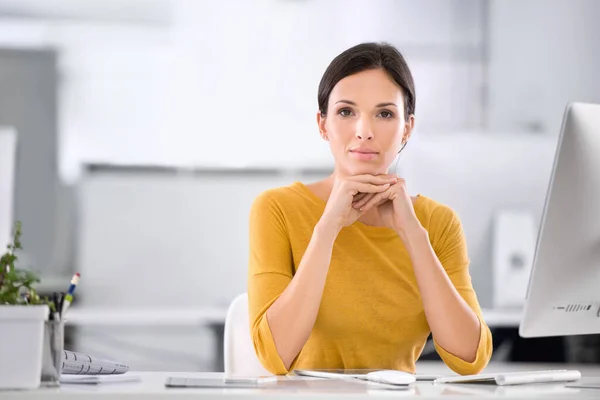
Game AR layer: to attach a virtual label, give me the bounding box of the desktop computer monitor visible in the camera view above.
[520,102,600,338]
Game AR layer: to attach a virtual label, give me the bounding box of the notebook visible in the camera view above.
[60,374,141,384]
[61,350,129,375]
[434,369,581,386]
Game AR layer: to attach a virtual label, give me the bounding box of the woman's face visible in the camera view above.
[317,68,414,176]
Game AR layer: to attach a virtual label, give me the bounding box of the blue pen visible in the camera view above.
[61,272,80,317]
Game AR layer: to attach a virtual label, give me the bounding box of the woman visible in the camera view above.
[247,42,492,376]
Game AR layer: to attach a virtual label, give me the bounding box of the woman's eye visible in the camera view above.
[338,108,353,117]
[379,110,394,119]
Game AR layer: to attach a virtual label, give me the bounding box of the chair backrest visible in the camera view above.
[0,127,16,250]
[223,293,272,376]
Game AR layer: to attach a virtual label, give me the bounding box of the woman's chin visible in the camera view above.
[343,163,388,176]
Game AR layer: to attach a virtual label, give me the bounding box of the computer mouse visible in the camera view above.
[365,370,416,385]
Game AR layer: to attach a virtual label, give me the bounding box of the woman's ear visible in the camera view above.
[402,114,415,144]
[316,111,328,141]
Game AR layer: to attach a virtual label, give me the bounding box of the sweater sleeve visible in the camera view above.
[247,191,299,375]
[429,206,493,375]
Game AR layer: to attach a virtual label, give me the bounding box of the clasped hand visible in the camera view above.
[320,174,422,235]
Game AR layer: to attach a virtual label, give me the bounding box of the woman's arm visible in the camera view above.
[400,225,481,363]
[266,221,338,369]
[355,178,491,373]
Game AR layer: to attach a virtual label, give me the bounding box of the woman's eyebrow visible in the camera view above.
[375,102,398,108]
[334,100,398,108]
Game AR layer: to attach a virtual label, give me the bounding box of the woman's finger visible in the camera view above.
[360,191,390,212]
[352,192,368,203]
[353,193,374,209]
[353,182,390,194]
[350,174,397,185]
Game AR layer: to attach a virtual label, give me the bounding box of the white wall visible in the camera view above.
[487,0,600,134]
[0,18,173,182]
[166,0,486,170]
[3,0,598,179]
[1,0,487,181]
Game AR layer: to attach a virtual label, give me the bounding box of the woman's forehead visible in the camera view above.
[329,69,404,106]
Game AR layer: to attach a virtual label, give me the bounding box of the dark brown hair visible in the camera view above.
[317,42,416,122]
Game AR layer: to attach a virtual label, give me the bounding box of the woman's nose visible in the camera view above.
[355,118,374,140]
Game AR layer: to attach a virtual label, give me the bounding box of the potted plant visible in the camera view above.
[0,221,55,389]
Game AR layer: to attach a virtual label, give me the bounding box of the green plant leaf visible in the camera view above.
[0,221,52,307]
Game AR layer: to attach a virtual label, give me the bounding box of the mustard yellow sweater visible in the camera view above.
[248,181,492,376]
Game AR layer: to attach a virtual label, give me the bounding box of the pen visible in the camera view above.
[58,292,65,315]
[56,292,64,320]
[60,272,80,317]
[52,292,60,321]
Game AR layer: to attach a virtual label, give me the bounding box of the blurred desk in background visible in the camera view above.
[65,307,228,371]
[482,308,522,328]
[63,307,520,327]
[64,308,228,327]
[61,307,522,372]
[37,274,523,329]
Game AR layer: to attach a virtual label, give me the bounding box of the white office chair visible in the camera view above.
[223,293,272,376]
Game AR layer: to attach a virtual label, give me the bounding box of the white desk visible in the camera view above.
[3,364,600,400]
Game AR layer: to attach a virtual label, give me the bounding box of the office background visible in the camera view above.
[1,0,600,373]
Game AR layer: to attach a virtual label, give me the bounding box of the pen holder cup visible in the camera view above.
[40,319,64,386]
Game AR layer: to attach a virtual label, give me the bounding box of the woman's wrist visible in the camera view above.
[314,219,341,242]
[397,223,429,252]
